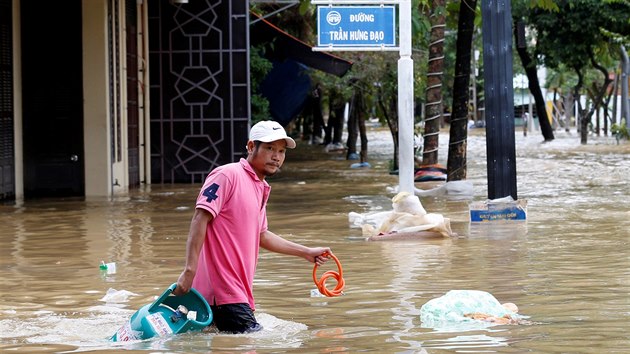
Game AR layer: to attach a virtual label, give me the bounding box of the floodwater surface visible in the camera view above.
[1,127,629,353]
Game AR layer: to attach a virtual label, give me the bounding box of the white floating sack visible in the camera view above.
[349,192,454,238]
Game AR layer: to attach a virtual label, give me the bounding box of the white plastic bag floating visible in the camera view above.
[420,290,528,330]
[348,192,454,238]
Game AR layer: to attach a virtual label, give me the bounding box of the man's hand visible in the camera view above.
[308,247,332,266]
[173,269,195,296]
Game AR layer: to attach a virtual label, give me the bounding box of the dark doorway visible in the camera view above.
[21,0,84,198]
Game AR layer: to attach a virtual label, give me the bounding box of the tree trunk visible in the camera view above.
[581,55,613,144]
[574,68,592,143]
[422,0,446,166]
[346,91,359,158]
[380,91,399,171]
[346,85,368,162]
[513,20,554,141]
[358,108,368,163]
[446,0,477,181]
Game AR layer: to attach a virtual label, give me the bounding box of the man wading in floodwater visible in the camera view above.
[173,120,331,333]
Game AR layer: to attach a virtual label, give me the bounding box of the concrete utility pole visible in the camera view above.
[398,0,414,194]
[481,0,518,200]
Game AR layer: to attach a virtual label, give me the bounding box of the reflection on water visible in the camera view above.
[1,128,629,353]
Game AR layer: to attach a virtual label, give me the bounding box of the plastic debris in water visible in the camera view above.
[99,261,117,275]
[310,289,326,297]
[350,162,371,169]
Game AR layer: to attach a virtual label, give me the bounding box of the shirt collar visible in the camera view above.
[239,158,269,186]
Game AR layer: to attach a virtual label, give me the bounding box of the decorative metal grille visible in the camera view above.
[109,0,123,164]
[149,0,249,184]
[0,0,14,200]
[126,0,140,187]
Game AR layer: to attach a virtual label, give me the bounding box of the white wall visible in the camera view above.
[82,0,112,197]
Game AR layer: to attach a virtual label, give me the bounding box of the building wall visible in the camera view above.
[83,0,113,197]
[2,0,251,201]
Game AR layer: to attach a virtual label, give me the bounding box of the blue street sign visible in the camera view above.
[317,6,396,47]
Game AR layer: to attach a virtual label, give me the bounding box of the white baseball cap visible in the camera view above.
[249,120,296,149]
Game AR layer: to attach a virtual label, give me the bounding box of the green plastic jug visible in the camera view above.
[111,283,212,341]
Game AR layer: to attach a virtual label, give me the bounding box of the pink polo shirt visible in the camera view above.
[191,158,270,310]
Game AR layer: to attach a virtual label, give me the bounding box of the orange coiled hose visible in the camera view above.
[312,252,345,297]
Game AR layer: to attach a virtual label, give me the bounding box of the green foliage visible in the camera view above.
[298,0,311,15]
[412,0,432,49]
[325,73,355,108]
[445,1,481,28]
[528,0,559,11]
[611,122,629,141]
[544,64,575,92]
[250,45,273,124]
[527,0,630,72]
[415,14,433,38]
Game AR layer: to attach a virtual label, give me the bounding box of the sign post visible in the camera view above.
[313,0,414,194]
[397,0,413,195]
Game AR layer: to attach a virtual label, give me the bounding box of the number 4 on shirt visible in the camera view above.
[202,183,219,202]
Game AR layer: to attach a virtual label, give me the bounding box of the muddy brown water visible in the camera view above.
[1,127,629,353]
